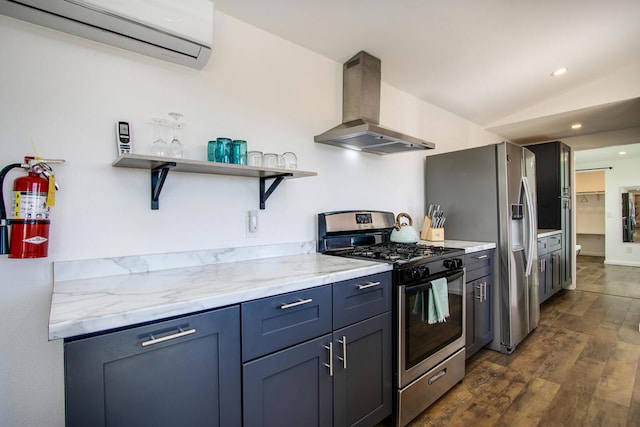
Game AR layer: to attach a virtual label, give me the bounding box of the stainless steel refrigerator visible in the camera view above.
[425,141,539,354]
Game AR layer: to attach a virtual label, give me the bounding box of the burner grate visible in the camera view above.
[342,242,451,263]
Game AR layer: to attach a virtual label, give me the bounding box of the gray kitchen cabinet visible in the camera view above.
[464,249,494,359]
[243,334,334,427]
[538,234,562,304]
[241,284,333,362]
[242,272,392,427]
[527,141,572,288]
[333,311,392,427]
[64,306,241,427]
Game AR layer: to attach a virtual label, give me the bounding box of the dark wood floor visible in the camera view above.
[406,255,640,426]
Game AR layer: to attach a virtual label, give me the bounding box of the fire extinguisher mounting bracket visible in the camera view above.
[151,162,177,210]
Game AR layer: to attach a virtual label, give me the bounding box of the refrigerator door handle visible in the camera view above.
[522,176,536,277]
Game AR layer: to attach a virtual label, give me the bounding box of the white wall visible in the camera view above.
[0,12,500,426]
[575,157,640,266]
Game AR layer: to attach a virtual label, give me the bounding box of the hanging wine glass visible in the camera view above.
[151,118,169,157]
[167,112,184,158]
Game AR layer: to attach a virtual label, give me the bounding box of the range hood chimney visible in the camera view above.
[314,51,435,154]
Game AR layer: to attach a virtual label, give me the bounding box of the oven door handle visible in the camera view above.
[404,269,464,293]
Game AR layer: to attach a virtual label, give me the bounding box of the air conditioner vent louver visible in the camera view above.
[0,0,214,69]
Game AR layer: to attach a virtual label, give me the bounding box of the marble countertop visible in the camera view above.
[49,239,495,340]
[49,251,391,341]
[537,229,561,238]
[419,239,496,253]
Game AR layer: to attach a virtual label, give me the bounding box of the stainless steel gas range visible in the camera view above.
[318,210,466,427]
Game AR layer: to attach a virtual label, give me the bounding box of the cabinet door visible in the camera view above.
[538,253,551,303]
[465,279,477,356]
[465,277,493,358]
[243,334,333,427]
[550,250,562,295]
[476,277,493,348]
[64,306,241,427]
[333,312,392,427]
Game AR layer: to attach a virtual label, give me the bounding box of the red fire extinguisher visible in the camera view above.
[1,156,64,259]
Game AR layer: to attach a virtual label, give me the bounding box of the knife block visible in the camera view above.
[421,216,444,241]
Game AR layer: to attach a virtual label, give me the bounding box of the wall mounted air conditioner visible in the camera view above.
[0,0,214,69]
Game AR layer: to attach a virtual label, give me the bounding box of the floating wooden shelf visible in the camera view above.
[112,154,317,210]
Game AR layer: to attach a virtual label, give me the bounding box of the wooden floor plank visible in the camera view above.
[494,377,560,426]
[578,326,618,363]
[584,396,629,427]
[594,341,640,407]
[537,327,590,384]
[628,355,640,426]
[537,358,606,426]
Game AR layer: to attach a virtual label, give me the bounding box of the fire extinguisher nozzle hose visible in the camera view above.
[0,163,23,255]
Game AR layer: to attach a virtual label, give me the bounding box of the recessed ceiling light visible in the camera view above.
[571,123,582,129]
[551,67,568,77]
[618,151,627,155]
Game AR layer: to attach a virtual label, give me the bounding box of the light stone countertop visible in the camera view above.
[49,248,391,341]
[419,239,496,253]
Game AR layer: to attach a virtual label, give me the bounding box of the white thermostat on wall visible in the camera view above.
[116,121,132,155]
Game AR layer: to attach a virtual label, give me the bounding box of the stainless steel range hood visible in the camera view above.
[315,51,435,154]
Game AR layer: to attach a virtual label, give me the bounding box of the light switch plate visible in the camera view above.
[246,210,259,238]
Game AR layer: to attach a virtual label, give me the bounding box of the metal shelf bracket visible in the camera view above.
[151,162,176,210]
[259,173,292,209]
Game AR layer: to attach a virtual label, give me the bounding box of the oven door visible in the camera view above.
[398,268,465,388]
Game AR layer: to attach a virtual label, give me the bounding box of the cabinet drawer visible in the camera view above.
[464,250,493,282]
[537,237,548,254]
[548,234,562,252]
[333,272,392,329]
[241,285,332,361]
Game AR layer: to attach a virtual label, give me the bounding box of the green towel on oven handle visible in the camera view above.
[428,277,450,324]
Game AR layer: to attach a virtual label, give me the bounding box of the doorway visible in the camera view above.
[575,170,606,257]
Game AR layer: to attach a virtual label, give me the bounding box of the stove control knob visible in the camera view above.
[408,266,429,280]
[443,258,463,269]
[419,266,429,278]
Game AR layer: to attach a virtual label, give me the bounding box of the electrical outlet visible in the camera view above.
[246,210,259,238]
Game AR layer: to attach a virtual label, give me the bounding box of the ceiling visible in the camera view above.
[213,0,640,155]
[574,140,640,165]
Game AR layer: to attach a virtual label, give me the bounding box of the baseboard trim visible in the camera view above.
[579,251,605,257]
[604,260,640,267]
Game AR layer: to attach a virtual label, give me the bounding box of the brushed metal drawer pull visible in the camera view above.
[428,368,447,385]
[475,284,482,300]
[324,342,333,377]
[474,255,488,259]
[357,281,381,290]
[279,298,313,310]
[337,336,347,369]
[141,327,196,347]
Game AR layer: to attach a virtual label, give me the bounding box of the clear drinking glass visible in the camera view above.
[167,112,184,158]
[248,151,263,166]
[282,152,297,169]
[263,153,278,168]
[151,118,169,157]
